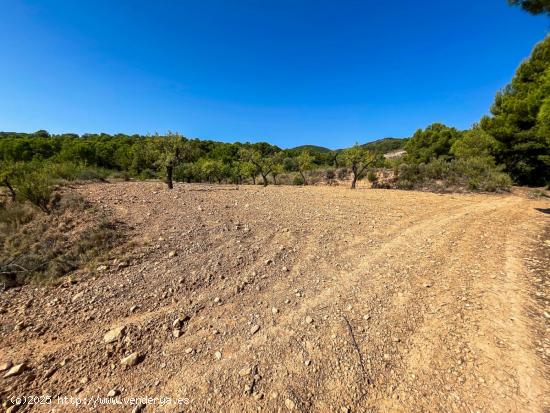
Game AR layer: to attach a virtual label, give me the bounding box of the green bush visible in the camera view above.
[16,169,55,213]
[367,171,378,182]
[292,175,304,185]
[46,161,81,181]
[394,157,512,192]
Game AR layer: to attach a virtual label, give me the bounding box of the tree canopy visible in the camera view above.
[509,0,550,15]
[481,35,550,185]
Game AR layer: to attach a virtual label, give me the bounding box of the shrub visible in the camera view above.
[16,170,54,213]
[393,157,512,192]
[292,175,304,185]
[0,194,121,287]
[367,171,378,182]
[336,167,348,180]
[46,161,81,181]
[76,167,109,181]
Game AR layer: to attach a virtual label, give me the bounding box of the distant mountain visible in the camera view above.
[362,137,406,154]
[289,139,406,155]
[289,145,332,153]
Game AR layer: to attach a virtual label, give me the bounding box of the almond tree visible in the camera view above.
[240,148,282,187]
[296,151,314,185]
[342,144,378,189]
[154,134,196,189]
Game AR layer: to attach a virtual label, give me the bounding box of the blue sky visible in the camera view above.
[0,0,548,149]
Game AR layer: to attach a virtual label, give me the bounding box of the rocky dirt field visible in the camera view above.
[1,182,549,412]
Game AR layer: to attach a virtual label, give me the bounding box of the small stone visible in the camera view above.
[272,307,279,314]
[383,354,391,361]
[120,352,141,367]
[71,292,84,302]
[215,351,222,360]
[129,305,138,312]
[282,266,289,272]
[363,314,371,320]
[239,367,252,377]
[424,282,431,288]
[285,398,296,410]
[107,389,119,397]
[305,316,313,324]
[214,297,221,304]
[0,361,13,372]
[4,363,28,378]
[304,359,311,366]
[80,376,89,384]
[250,325,260,335]
[104,326,125,344]
[172,329,182,338]
[185,347,194,354]
[168,250,177,258]
[96,265,108,272]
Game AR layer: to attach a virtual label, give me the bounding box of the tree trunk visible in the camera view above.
[351,176,357,189]
[252,176,256,185]
[299,171,308,185]
[3,178,16,201]
[166,165,174,189]
[261,174,269,186]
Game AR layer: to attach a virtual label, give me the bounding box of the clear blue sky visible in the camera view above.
[0,0,548,149]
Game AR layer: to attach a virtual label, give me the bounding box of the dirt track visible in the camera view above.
[1,182,549,412]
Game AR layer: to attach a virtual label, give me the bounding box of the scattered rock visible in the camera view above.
[272,307,279,314]
[168,250,177,258]
[71,292,84,302]
[4,363,28,378]
[104,326,126,343]
[120,352,141,367]
[239,366,252,377]
[305,316,313,324]
[215,351,222,360]
[285,398,296,410]
[0,361,13,372]
[172,329,182,338]
[107,389,119,397]
[250,325,260,335]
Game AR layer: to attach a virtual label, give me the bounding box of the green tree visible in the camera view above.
[450,126,499,160]
[481,36,550,185]
[240,148,282,186]
[509,0,550,15]
[153,134,196,189]
[296,151,315,185]
[342,144,378,189]
[405,123,462,164]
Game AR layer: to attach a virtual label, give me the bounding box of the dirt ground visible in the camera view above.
[1,182,549,412]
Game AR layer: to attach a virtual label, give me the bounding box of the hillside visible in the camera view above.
[288,145,332,154]
[363,137,406,153]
